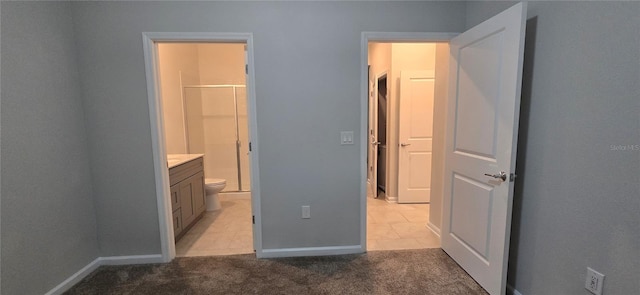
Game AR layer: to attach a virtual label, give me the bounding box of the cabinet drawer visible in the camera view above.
[169,157,203,186]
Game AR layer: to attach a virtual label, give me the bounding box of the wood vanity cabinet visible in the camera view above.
[169,157,206,241]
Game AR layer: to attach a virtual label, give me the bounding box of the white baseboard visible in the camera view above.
[45,254,164,295]
[507,284,523,295]
[259,245,363,258]
[220,191,251,200]
[45,258,102,295]
[427,222,441,237]
[385,194,398,203]
[99,254,164,265]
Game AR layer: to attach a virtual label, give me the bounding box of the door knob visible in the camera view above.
[371,141,381,146]
[484,171,507,181]
[400,143,411,147]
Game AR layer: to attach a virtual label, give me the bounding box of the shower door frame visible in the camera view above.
[142,32,263,262]
[182,84,250,192]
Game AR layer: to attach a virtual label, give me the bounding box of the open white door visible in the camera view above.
[367,70,379,198]
[441,3,526,295]
[398,70,435,203]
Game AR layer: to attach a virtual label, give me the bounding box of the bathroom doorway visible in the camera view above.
[143,33,263,261]
[157,43,254,257]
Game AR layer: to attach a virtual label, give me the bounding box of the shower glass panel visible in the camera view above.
[184,85,249,192]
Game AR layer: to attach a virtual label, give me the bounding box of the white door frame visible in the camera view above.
[360,32,458,249]
[367,70,377,198]
[142,32,263,262]
[373,71,387,199]
[368,70,388,199]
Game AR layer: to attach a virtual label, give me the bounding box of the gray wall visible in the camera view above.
[467,1,640,294]
[1,2,100,294]
[70,1,466,254]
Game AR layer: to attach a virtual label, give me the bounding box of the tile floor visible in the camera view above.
[176,192,440,256]
[367,193,441,251]
[176,195,254,257]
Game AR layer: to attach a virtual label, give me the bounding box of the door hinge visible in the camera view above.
[510,173,517,182]
[252,215,255,224]
[245,64,248,74]
[249,142,252,152]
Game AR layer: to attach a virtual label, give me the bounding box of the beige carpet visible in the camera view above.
[65,249,488,295]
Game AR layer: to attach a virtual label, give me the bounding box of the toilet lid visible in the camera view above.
[205,178,226,185]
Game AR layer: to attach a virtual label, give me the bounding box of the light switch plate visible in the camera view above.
[340,131,354,145]
[302,206,311,219]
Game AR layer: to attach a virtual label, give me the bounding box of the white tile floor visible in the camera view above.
[176,192,440,257]
[175,195,254,257]
[367,193,440,251]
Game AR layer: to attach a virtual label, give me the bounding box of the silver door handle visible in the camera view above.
[484,171,507,182]
[371,141,380,146]
[400,143,411,147]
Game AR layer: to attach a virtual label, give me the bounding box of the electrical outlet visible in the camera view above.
[302,206,311,219]
[585,267,605,295]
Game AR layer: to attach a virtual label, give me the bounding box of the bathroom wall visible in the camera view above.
[197,44,246,85]
[465,2,640,294]
[157,43,201,154]
[1,2,100,294]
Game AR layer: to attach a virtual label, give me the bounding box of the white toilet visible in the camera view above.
[205,178,226,211]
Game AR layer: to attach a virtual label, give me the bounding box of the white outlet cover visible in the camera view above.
[585,267,605,295]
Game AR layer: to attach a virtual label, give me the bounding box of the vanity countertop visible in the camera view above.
[167,154,204,169]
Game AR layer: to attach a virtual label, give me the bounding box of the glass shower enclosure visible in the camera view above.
[183,85,250,192]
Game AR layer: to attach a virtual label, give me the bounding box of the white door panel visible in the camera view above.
[408,150,432,190]
[442,3,526,295]
[454,32,503,158]
[450,173,493,259]
[398,70,435,203]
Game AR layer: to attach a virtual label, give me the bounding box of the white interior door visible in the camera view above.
[441,3,526,295]
[367,71,378,198]
[398,70,435,203]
